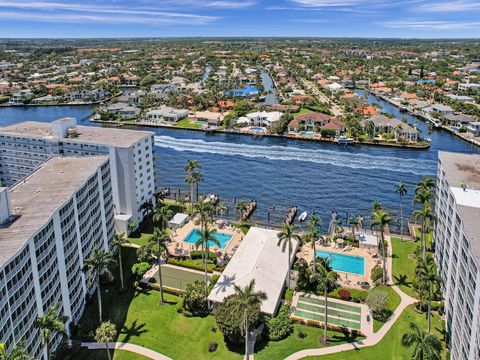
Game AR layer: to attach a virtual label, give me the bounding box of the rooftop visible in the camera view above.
[439,151,480,190]
[0,119,154,148]
[0,156,109,267]
[208,227,298,315]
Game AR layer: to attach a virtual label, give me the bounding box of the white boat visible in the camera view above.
[334,136,355,145]
[298,211,308,222]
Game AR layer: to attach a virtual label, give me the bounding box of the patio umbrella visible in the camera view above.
[336,239,345,245]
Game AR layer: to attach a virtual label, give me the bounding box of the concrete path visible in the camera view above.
[81,342,172,360]
[284,236,418,360]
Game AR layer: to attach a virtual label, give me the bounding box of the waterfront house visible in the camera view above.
[146,107,189,122]
[124,75,140,86]
[364,114,419,142]
[458,83,480,91]
[239,111,283,128]
[127,90,147,105]
[443,113,477,127]
[446,94,475,103]
[31,95,61,104]
[192,111,224,127]
[466,122,480,137]
[288,112,345,135]
[423,104,454,117]
[9,90,33,105]
[105,102,140,119]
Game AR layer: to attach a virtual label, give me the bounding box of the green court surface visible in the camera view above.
[294,296,363,330]
[155,265,207,291]
[299,296,362,313]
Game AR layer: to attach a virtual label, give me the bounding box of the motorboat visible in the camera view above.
[334,136,355,145]
[298,211,308,222]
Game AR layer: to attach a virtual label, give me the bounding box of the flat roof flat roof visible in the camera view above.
[0,120,154,148]
[208,227,298,315]
[0,156,109,267]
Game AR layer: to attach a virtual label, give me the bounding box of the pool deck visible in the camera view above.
[166,220,243,258]
[297,241,380,290]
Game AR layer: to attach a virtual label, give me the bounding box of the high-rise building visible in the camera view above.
[434,151,480,360]
[0,118,156,233]
[0,156,115,359]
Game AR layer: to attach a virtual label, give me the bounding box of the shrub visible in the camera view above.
[131,262,151,280]
[352,292,367,303]
[371,265,383,283]
[297,328,307,339]
[338,289,351,301]
[208,341,218,353]
[266,306,294,341]
[167,259,214,273]
[284,288,294,305]
[208,274,220,292]
[176,298,184,313]
[191,250,217,262]
[320,129,336,138]
[183,281,208,316]
[366,290,389,322]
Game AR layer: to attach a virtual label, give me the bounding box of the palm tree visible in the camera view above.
[371,209,391,285]
[416,254,441,332]
[139,200,155,222]
[394,181,408,242]
[235,200,248,222]
[194,198,213,229]
[348,215,359,241]
[184,160,203,207]
[0,342,33,360]
[308,215,321,273]
[153,205,173,230]
[277,223,301,289]
[413,188,432,207]
[111,233,129,290]
[214,202,227,217]
[83,248,116,323]
[94,321,117,360]
[372,201,383,212]
[34,304,68,360]
[231,280,267,359]
[149,227,171,303]
[401,322,442,360]
[415,177,435,195]
[413,204,435,259]
[313,259,339,343]
[195,226,220,296]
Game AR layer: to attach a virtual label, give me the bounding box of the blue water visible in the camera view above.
[182,229,232,249]
[195,121,207,125]
[261,70,279,105]
[1,99,479,230]
[316,250,365,275]
[250,127,265,131]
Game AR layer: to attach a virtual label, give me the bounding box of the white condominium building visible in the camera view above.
[434,151,480,360]
[0,118,156,233]
[0,156,115,359]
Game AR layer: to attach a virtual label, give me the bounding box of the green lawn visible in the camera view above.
[176,118,202,129]
[370,285,401,332]
[291,108,313,116]
[308,305,447,360]
[391,237,419,298]
[255,324,361,360]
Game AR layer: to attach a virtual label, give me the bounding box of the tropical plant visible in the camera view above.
[185,160,203,207]
[394,181,408,242]
[0,342,33,360]
[153,205,173,230]
[111,233,129,290]
[183,280,209,316]
[83,247,116,322]
[401,322,442,360]
[235,200,248,222]
[371,209,391,285]
[131,262,151,282]
[308,215,321,273]
[139,200,155,221]
[413,203,435,259]
[231,280,267,358]
[266,306,293,341]
[372,201,383,212]
[149,227,171,303]
[195,226,220,297]
[94,321,117,360]
[415,176,435,195]
[194,198,214,229]
[312,258,339,342]
[348,215,359,241]
[277,223,301,288]
[34,304,68,360]
[416,254,441,332]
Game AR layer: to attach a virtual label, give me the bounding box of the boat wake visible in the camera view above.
[154,135,436,176]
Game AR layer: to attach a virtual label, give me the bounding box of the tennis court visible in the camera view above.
[154,265,208,291]
[293,294,363,330]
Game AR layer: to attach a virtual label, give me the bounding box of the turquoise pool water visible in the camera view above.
[195,121,206,125]
[183,229,232,249]
[315,250,365,275]
[250,127,265,131]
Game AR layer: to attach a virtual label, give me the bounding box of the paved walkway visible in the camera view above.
[81,342,172,360]
[284,236,418,360]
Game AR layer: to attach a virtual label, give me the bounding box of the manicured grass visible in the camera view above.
[328,287,368,303]
[391,237,419,298]
[254,324,362,360]
[167,258,217,272]
[369,285,401,332]
[291,108,313,116]
[176,118,202,129]
[308,305,447,360]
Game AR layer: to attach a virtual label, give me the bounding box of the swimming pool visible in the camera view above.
[250,127,265,132]
[315,250,365,275]
[183,229,232,249]
[195,121,206,125]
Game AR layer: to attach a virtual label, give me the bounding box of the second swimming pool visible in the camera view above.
[315,250,365,275]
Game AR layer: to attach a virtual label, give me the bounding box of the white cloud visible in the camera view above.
[379,20,480,30]
[417,0,480,12]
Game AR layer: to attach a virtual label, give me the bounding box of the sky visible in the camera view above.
[0,0,479,38]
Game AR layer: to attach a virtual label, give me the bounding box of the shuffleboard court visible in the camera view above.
[154,265,208,291]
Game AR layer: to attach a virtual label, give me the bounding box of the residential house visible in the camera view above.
[124,75,140,86]
[364,114,419,142]
[423,104,454,117]
[288,112,345,135]
[446,94,475,103]
[193,111,224,127]
[443,113,477,127]
[458,83,480,91]
[466,122,480,137]
[105,102,140,119]
[146,107,189,122]
[8,90,33,104]
[238,111,283,128]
